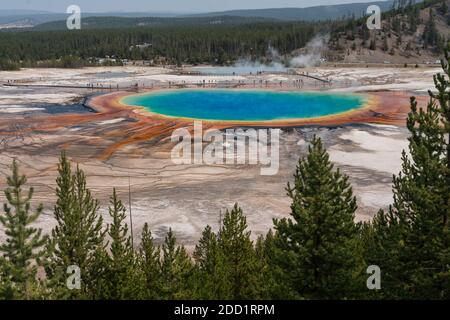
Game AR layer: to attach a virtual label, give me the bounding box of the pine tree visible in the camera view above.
[362,210,407,299]
[139,223,161,299]
[369,38,377,50]
[408,6,419,33]
[217,204,262,299]
[371,47,450,299]
[423,9,439,48]
[96,188,145,299]
[439,0,448,15]
[193,225,232,299]
[0,160,47,299]
[0,268,14,299]
[272,136,363,299]
[383,37,389,52]
[45,152,105,299]
[254,230,278,299]
[159,229,194,299]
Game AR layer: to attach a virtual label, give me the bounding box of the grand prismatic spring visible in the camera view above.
[121,90,368,121]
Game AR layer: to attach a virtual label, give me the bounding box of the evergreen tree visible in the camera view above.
[139,223,161,299]
[254,230,277,299]
[362,210,407,299]
[159,229,194,299]
[407,6,419,33]
[383,37,390,52]
[369,38,377,50]
[439,0,448,15]
[392,16,402,33]
[0,59,20,71]
[217,204,262,299]
[45,152,105,299]
[0,268,14,299]
[96,188,145,299]
[370,47,450,299]
[423,9,439,48]
[272,136,363,299]
[0,160,47,299]
[193,225,232,299]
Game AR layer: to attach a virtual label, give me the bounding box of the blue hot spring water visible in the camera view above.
[121,89,367,121]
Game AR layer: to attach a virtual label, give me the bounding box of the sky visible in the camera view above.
[1,0,388,13]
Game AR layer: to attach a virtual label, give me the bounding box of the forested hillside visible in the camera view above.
[329,0,450,63]
[186,1,395,21]
[0,21,336,69]
[0,1,396,30]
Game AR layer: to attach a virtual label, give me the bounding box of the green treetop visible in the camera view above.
[272,136,363,299]
[0,160,47,299]
[45,152,105,299]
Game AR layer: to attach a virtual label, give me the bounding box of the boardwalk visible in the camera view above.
[1,70,333,91]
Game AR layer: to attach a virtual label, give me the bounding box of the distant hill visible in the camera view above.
[31,15,276,31]
[327,0,450,64]
[0,10,55,16]
[0,11,191,30]
[0,1,407,30]
[0,13,66,28]
[184,1,396,21]
[27,1,400,31]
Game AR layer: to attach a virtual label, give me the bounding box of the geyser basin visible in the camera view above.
[190,64,287,75]
[121,89,368,122]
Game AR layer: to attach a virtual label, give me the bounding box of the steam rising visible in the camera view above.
[289,34,330,68]
[194,34,330,74]
[235,34,330,70]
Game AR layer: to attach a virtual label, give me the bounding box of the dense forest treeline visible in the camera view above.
[0,21,336,70]
[0,47,449,300]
